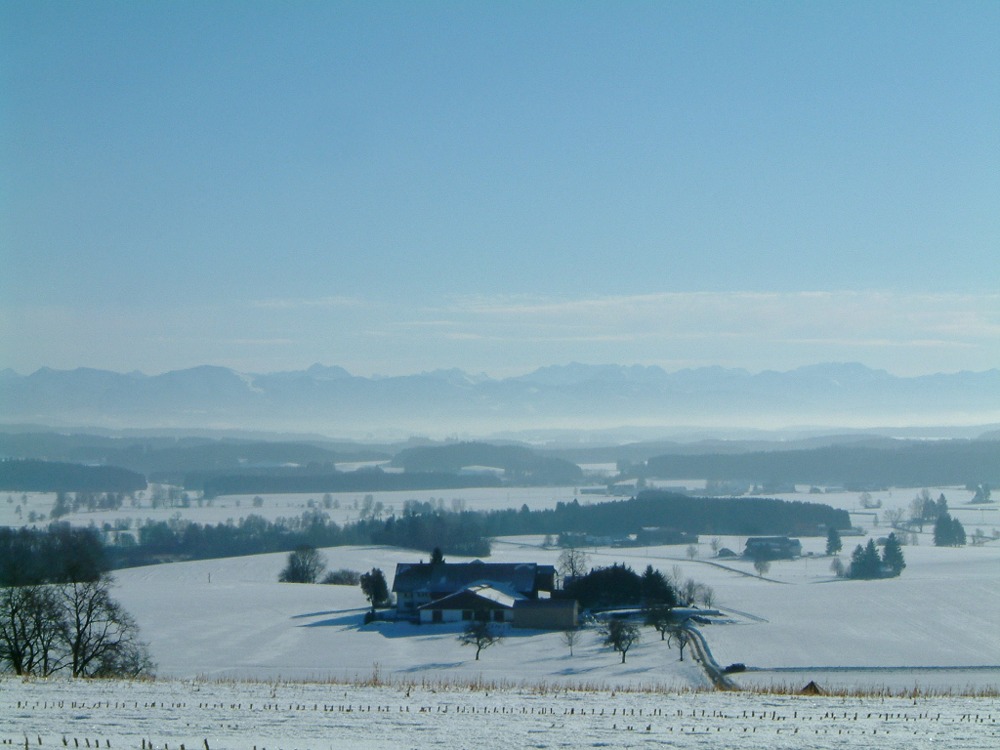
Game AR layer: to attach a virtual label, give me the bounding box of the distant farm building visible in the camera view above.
[743,536,802,560]
[635,527,699,546]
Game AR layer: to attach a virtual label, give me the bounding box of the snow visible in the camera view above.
[3,677,999,749]
[0,486,582,531]
[97,532,1000,694]
[3,485,1000,746]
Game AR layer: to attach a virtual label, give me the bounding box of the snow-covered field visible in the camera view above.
[3,485,999,746]
[101,536,1000,693]
[0,486,583,531]
[4,677,1000,750]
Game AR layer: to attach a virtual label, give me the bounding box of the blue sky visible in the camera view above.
[2,1,998,377]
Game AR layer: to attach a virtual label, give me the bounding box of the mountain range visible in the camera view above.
[1,362,998,439]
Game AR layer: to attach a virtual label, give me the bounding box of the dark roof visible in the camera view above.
[746,536,798,544]
[392,560,553,595]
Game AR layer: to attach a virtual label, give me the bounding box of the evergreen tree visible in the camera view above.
[881,532,906,576]
[825,527,842,556]
[950,517,967,546]
[359,567,390,612]
[640,565,675,609]
[849,540,882,579]
[971,483,991,504]
[934,512,955,546]
[849,544,865,577]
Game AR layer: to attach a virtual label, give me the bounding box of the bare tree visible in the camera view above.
[561,627,581,656]
[60,576,153,678]
[601,618,640,663]
[667,625,692,661]
[645,605,674,641]
[883,507,905,529]
[753,558,770,578]
[458,615,503,660]
[2,577,152,679]
[0,585,62,676]
[557,548,589,581]
[695,583,715,608]
[680,578,699,606]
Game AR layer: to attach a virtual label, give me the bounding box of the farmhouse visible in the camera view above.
[416,583,579,630]
[418,583,521,624]
[743,536,802,560]
[392,559,558,621]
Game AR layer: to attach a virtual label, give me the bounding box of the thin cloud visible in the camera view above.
[226,338,297,346]
[250,296,365,310]
[780,337,977,350]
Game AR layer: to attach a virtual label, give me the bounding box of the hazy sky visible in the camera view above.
[3,1,998,377]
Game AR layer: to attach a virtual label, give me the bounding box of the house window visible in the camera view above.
[462,610,472,621]
[493,610,505,622]
[432,610,443,624]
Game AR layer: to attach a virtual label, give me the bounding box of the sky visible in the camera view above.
[2,1,998,378]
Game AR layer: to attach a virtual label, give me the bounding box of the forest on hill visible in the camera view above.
[1,430,997,495]
[637,440,1000,489]
[0,459,146,493]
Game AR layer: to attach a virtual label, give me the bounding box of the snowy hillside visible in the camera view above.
[3,485,1000,748]
[5,485,1000,693]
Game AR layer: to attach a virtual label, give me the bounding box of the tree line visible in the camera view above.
[0,525,153,678]
[390,442,584,485]
[194,469,502,498]
[844,534,906,580]
[46,489,849,571]
[103,505,494,569]
[639,441,1000,489]
[482,492,850,537]
[0,525,106,586]
[0,459,146,493]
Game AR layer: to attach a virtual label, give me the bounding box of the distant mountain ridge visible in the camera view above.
[1,362,998,437]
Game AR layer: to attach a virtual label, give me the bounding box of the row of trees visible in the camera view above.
[0,525,106,587]
[933,511,967,546]
[79,491,855,572]
[639,441,1000,489]
[459,610,693,665]
[107,506,492,569]
[486,493,849,539]
[0,576,153,677]
[0,459,147,493]
[1,524,154,679]
[844,534,906,579]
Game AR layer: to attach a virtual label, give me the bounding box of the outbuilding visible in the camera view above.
[417,583,523,625]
